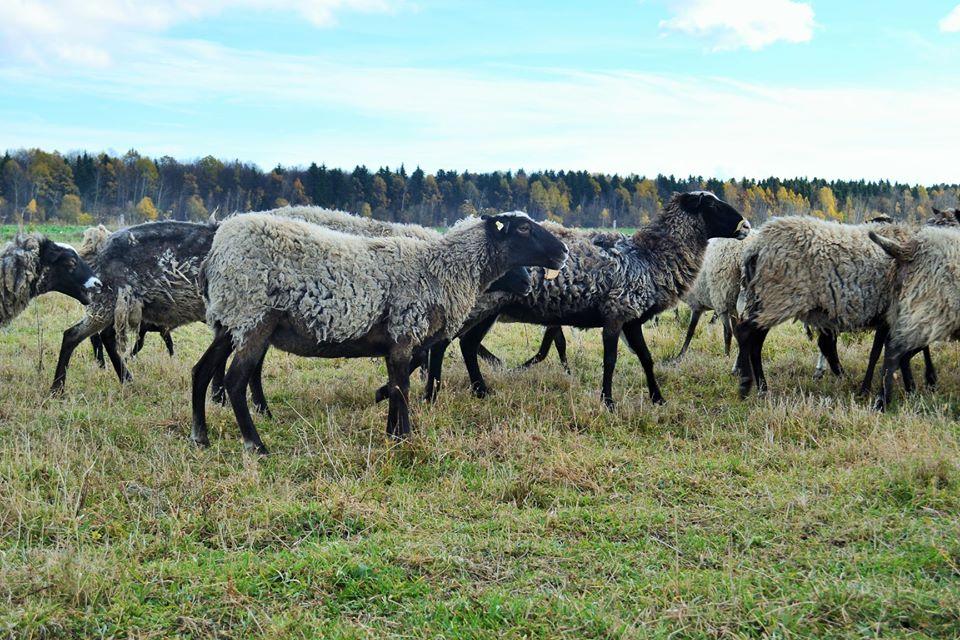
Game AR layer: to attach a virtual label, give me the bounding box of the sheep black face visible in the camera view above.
[487,266,532,296]
[679,191,750,240]
[483,212,568,277]
[930,207,960,226]
[37,241,101,305]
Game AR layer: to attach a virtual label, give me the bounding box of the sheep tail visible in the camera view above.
[868,231,914,263]
[113,285,143,356]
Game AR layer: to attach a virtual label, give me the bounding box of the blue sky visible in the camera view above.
[1,0,958,183]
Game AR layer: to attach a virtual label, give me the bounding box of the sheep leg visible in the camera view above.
[51,314,112,394]
[623,320,665,405]
[375,350,428,403]
[922,347,937,388]
[520,326,562,369]
[675,309,703,360]
[460,315,498,398]
[858,326,888,396]
[720,312,733,357]
[224,338,272,456]
[99,326,132,384]
[386,347,413,439]
[554,328,570,374]
[749,326,770,395]
[875,345,903,412]
[211,347,228,406]
[162,329,175,356]
[129,325,148,357]
[190,327,232,447]
[423,340,450,403]
[476,344,503,368]
[734,321,756,398]
[816,330,843,378]
[600,325,621,409]
[249,350,272,418]
[90,334,106,368]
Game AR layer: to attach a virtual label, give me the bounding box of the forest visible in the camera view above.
[2,148,958,228]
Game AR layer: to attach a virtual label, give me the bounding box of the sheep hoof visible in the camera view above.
[650,394,666,405]
[243,441,269,456]
[190,433,210,448]
[812,369,825,381]
[602,396,616,411]
[211,388,226,405]
[471,384,489,399]
[254,403,272,418]
[872,396,887,412]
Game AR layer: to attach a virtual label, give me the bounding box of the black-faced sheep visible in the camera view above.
[50,221,216,393]
[191,212,567,453]
[428,192,749,408]
[869,219,960,409]
[1,233,100,327]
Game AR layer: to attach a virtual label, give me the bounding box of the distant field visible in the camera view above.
[1,224,959,637]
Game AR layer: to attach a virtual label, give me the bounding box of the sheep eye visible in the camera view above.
[517,223,531,235]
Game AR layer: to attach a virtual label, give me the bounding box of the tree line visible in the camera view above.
[2,148,958,228]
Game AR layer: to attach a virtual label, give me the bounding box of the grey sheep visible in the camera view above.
[734,209,960,399]
[869,214,960,409]
[191,212,567,453]
[79,224,176,366]
[426,192,750,409]
[1,233,100,327]
[50,220,217,393]
[676,235,753,362]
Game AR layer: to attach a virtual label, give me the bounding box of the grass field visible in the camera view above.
[1,227,959,638]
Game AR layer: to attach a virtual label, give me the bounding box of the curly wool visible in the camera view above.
[204,213,508,351]
[738,217,921,333]
[683,236,752,319]
[265,206,440,241]
[78,225,111,262]
[479,197,714,329]
[874,226,960,355]
[0,233,43,327]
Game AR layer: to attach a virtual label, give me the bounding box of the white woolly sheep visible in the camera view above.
[191,212,567,453]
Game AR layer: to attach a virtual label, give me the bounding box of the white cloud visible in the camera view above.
[2,40,958,184]
[660,0,815,51]
[0,0,401,66]
[941,5,960,32]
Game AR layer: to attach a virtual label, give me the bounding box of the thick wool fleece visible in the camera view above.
[738,217,920,333]
[264,206,440,241]
[0,233,43,327]
[204,213,508,351]
[475,199,715,330]
[877,226,960,354]
[684,236,752,318]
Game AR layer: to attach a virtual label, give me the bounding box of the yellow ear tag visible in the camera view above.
[495,221,505,231]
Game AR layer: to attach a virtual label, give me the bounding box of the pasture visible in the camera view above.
[1,226,959,638]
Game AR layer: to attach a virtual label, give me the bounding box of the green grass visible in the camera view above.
[1,228,959,638]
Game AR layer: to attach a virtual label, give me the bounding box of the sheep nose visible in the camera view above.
[85,276,103,292]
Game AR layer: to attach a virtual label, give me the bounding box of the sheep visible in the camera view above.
[78,224,175,368]
[1,233,101,327]
[200,207,534,417]
[675,235,752,362]
[869,213,960,409]
[50,220,217,393]
[190,211,567,453]
[422,192,749,409]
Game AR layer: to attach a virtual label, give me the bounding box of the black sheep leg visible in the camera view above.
[90,334,106,368]
[100,326,132,384]
[386,347,413,439]
[51,315,112,394]
[817,330,843,377]
[460,315,499,398]
[734,320,756,398]
[859,327,887,396]
[749,325,770,395]
[423,340,449,403]
[249,349,272,417]
[721,313,734,357]
[922,347,937,388]
[875,344,904,412]
[161,329,175,356]
[599,324,621,409]
[476,344,503,368]
[623,319,665,404]
[190,327,232,447]
[675,309,703,360]
[129,326,148,357]
[225,338,273,455]
[520,326,563,369]
[211,346,228,405]
[553,328,570,373]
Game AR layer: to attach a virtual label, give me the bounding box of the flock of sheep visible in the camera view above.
[2,190,958,455]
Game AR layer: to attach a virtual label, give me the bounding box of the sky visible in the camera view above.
[0,0,958,183]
